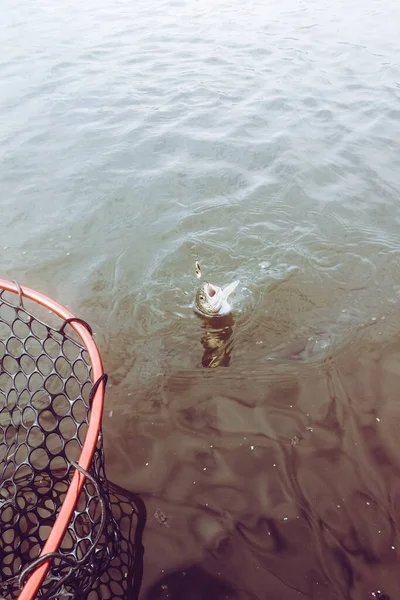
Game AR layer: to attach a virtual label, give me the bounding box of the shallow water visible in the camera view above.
[2,0,400,597]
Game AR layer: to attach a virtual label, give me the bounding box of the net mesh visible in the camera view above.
[0,287,144,600]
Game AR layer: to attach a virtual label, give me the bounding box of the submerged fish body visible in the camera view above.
[195,280,240,317]
[200,313,235,367]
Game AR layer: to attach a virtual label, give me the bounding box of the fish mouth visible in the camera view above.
[206,283,217,298]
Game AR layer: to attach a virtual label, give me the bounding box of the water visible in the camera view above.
[2,0,400,597]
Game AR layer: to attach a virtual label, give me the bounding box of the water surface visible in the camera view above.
[2,0,400,598]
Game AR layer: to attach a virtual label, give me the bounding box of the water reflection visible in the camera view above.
[197,313,235,369]
[144,565,235,600]
[3,0,400,596]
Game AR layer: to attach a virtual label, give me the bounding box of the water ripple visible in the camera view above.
[3,0,400,597]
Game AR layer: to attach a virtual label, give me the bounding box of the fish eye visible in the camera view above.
[199,295,205,301]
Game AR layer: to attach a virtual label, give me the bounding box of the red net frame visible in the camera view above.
[0,279,107,600]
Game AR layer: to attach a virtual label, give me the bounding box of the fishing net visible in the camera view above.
[0,282,144,600]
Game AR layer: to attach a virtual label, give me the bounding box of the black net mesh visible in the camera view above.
[0,287,144,600]
[86,482,145,600]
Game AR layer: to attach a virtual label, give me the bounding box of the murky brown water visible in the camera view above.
[2,0,400,597]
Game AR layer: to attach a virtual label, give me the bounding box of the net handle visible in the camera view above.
[0,280,106,600]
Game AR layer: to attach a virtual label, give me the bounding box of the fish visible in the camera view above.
[195,280,240,317]
[200,316,234,367]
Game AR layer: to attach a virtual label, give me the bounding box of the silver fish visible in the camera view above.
[195,280,240,317]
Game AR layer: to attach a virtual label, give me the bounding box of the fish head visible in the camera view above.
[195,282,222,316]
[195,280,240,317]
